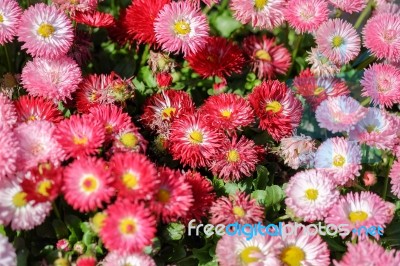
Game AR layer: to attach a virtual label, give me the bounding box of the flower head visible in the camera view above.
[0,235,16,266]
[0,92,17,128]
[52,0,98,13]
[0,125,18,179]
[279,134,316,170]
[306,48,341,77]
[14,95,62,123]
[72,10,115,28]
[102,252,156,266]
[0,0,22,45]
[328,0,366,14]
[112,125,148,154]
[390,159,400,198]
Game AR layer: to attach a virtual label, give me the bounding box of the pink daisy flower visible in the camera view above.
[63,157,115,213]
[230,0,286,30]
[315,19,361,64]
[278,134,316,170]
[248,80,303,141]
[154,1,209,56]
[0,0,22,45]
[285,169,339,222]
[349,107,397,150]
[0,179,52,231]
[169,113,224,168]
[102,252,156,266]
[100,200,156,253]
[18,3,74,58]
[328,0,366,14]
[110,152,158,201]
[199,93,254,133]
[361,63,400,108]
[243,35,291,79]
[15,121,65,171]
[315,96,367,133]
[284,0,329,34]
[363,13,400,62]
[389,159,400,198]
[0,125,18,179]
[279,223,330,266]
[21,56,82,102]
[325,191,394,240]
[112,125,148,154]
[0,235,16,266]
[152,167,193,223]
[14,95,62,123]
[0,92,17,128]
[216,233,283,266]
[209,135,261,181]
[54,114,105,159]
[210,191,264,226]
[334,240,400,266]
[314,137,362,186]
[52,0,98,13]
[306,47,341,77]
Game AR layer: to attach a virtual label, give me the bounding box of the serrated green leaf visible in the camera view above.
[163,222,186,241]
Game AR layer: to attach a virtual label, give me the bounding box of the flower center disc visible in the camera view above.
[0,14,4,23]
[12,192,27,208]
[349,210,368,223]
[221,109,232,118]
[265,101,282,113]
[305,188,318,200]
[255,49,272,61]
[157,188,171,203]
[162,107,176,120]
[81,175,99,193]
[227,149,240,163]
[332,36,344,48]
[120,132,138,148]
[233,206,246,217]
[333,154,346,167]
[189,130,203,144]
[314,87,325,95]
[174,20,191,35]
[37,180,52,197]
[240,246,262,263]
[37,23,55,38]
[280,246,305,266]
[254,0,268,10]
[73,136,88,145]
[119,218,137,235]
[122,172,138,189]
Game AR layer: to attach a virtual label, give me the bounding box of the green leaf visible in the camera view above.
[224,182,239,195]
[52,219,69,239]
[193,242,215,265]
[16,248,29,266]
[138,66,157,88]
[264,185,285,208]
[213,11,242,37]
[254,165,269,190]
[163,222,186,241]
[65,215,83,239]
[251,190,267,205]
[82,231,96,246]
[321,235,347,252]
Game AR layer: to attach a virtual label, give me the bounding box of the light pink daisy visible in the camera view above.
[154,1,209,56]
[0,0,22,45]
[390,159,400,198]
[102,252,156,266]
[314,137,362,186]
[210,191,264,226]
[15,121,65,171]
[349,107,397,150]
[334,240,400,266]
[0,125,18,179]
[216,233,283,266]
[63,157,114,212]
[278,134,316,170]
[363,13,400,62]
[0,92,17,128]
[315,96,367,133]
[306,47,341,77]
[230,0,286,30]
[279,223,330,266]
[328,0,366,14]
[284,0,329,34]
[18,3,74,58]
[0,235,16,266]
[360,63,400,108]
[325,192,394,240]
[52,0,98,13]
[21,56,82,102]
[315,19,361,64]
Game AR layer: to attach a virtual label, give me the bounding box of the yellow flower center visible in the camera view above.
[73,136,88,145]
[240,246,262,264]
[254,0,268,10]
[333,154,346,167]
[305,188,318,200]
[227,150,240,163]
[161,107,176,120]
[157,189,170,203]
[349,211,368,223]
[0,14,4,23]
[12,192,27,208]
[105,124,113,134]
[37,180,52,197]
[122,172,138,189]
[366,125,377,133]
[188,130,203,144]
[255,50,272,61]
[120,132,138,148]
[265,101,282,113]
[174,20,191,35]
[314,87,325,95]
[37,23,55,38]
[332,36,344,48]
[119,218,137,235]
[233,206,246,217]
[70,0,79,5]
[280,246,305,266]
[221,109,232,118]
[81,175,99,193]
[92,212,107,232]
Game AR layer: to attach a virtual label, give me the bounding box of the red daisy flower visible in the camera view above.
[209,135,260,181]
[210,191,264,225]
[110,152,159,201]
[182,171,216,223]
[72,10,115,28]
[14,95,63,123]
[293,68,349,110]
[155,72,173,88]
[21,163,63,204]
[248,80,303,141]
[199,93,254,132]
[152,167,194,223]
[141,89,195,134]
[186,36,245,79]
[54,114,105,159]
[169,113,225,168]
[76,256,96,266]
[243,35,291,80]
[100,200,156,253]
[63,157,115,212]
[112,125,148,154]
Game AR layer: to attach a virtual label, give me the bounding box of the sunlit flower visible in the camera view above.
[102,252,156,266]
[278,134,316,170]
[306,47,341,77]
[0,92,17,128]
[72,10,115,28]
[14,95,62,123]
[390,159,400,198]
[328,0,366,14]
[0,234,16,266]
[0,125,18,179]
[0,0,22,45]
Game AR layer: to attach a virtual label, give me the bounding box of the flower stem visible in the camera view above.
[3,45,12,73]
[52,201,62,220]
[383,156,394,200]
[354,0,374,29]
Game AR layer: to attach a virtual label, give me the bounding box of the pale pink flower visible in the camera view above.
[52,0,98,13]
[328,0,366,14]
[0,125,18,179]
[278,134,316,169]
[0,92,17,128]
[306,48,341,77]
[390,159,400,198]
[0,0,22,45]
[0,235,16,266]
[363,171,377,186]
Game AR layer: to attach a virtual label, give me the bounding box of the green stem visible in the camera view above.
[361,97,370,107]
[139,44,150,67]
[353,183,366,191]
[3,45,12,73]
[273,215,289,223]
[383,156,394,200]
[354,0,374,29]
[287,34,303,77]
[52,201,62,220]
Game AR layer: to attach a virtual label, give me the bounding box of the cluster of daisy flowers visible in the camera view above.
[1,0,400,265]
